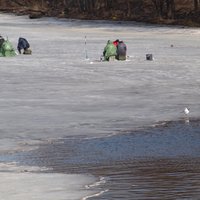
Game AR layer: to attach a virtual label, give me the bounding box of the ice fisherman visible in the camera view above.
[103,40,117,61]
[116,40,127,61]
[17,37,32,54]
[0,36,16,57]
[113,39,119,47]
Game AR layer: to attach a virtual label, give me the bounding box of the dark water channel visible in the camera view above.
[1,118,200,199]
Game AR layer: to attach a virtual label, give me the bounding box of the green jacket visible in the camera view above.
[103,40,117,61]
[0,40,16,57]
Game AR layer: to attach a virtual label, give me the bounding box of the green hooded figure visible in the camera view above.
[0,39,16,57]
[103,40,117,61]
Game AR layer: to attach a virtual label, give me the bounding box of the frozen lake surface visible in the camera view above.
[0,13,200,199]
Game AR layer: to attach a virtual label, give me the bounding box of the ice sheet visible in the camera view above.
[0,171,95,200]
[0,13,200,149]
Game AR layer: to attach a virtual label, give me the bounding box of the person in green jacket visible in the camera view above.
[103,40,117,61]
[0,39,16,57]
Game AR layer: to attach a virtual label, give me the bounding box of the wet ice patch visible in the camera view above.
[0,162,51,173]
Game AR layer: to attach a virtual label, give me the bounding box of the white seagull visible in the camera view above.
[184,107,189,115]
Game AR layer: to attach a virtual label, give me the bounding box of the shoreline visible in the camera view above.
[0,8,200,28]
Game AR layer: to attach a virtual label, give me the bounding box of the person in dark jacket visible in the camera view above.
[17,37,32,54]
[116,41,127,61]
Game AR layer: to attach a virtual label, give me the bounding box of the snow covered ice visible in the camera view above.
[0,13,200,199]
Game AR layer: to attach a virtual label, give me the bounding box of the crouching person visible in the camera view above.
[116,41,127,61]
[103,40,117,61]
[17,37,32,55]
[0,36,16,57]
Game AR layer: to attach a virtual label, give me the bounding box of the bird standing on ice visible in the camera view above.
[184,107,189,115]
[184,107,190,123]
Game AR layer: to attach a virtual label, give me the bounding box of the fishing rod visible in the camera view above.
[84,35,88,60]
